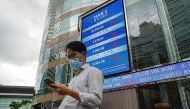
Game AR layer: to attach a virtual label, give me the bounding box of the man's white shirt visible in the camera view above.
[58,63,104,109]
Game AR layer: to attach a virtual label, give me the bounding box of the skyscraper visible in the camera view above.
[34,0,106,108]
[156,0,190,61]
[131,22,168,69]
[164,0,190,60]
[34,0,190,109]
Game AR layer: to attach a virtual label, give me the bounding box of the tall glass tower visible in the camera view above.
[34,0,190,109]
[34,0,106,108]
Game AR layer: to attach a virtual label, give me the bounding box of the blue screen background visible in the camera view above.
[81,0,131,76]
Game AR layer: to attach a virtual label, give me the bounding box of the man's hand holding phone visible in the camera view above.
[50,84,80,101]
[43,77,69,95]
[50,84,69,95]
[43,77,79,101]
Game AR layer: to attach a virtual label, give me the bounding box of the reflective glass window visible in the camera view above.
[70,14,80,27]
[138,79,190,109]
[125,0,190,109]
[82,0,92,3]
[63,0,72,11]
[72,0,82,7]
[156,0,190,60]
[55,64,64,84]
[126,0,169,70]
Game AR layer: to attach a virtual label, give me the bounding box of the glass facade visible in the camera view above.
[34,0,107,107]
[35,0,190,108]
[138,79,190,109]
[125,0,190,109]
[161,0,190,60]
[126,0,169,70]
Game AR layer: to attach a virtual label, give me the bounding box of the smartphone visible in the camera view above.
[44,77,55,85]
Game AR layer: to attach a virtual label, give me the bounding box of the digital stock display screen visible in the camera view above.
[81,0,131,76]
[103,61,190,91]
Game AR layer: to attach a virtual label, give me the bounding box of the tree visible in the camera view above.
[9,100,32,109]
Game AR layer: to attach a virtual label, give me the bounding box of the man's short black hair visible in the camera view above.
[66,41,87,53]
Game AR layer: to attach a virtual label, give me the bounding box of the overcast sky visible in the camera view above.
[0,0,49,86]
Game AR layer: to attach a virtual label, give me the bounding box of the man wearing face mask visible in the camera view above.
[50,41,104,109]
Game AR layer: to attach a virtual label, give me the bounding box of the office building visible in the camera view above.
[34,0,190,108]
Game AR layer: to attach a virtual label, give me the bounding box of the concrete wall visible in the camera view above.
[101,89,140,109]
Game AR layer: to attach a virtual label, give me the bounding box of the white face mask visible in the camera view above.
[69,58,83,71]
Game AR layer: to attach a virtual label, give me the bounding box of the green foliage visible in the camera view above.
[9,100,32,109]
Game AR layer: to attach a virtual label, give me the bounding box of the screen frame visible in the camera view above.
[79,0,132,77]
